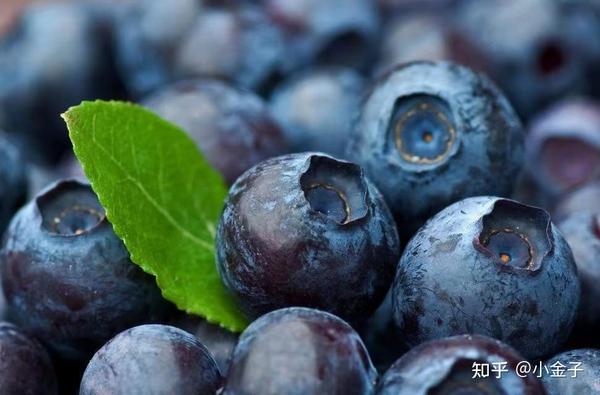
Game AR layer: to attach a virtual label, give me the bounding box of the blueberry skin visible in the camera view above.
[170,312,239,374]
[0,3,122,162]
[0,132,27,234]
[269,67,365,158]
[558,213,600,331]
[216,153,400,323]
[223,307,377,395]
[542,349,600,395]
[262,0,380,71]
[143,79,288,185]
[452,0,600,117]
[347,61,524,235]
[525,99,600,201]
[0,321,58,395]
[378,335,546,395]
[114,1,287,97]
[392,196,580,360]
[80,324,221,395]
[1,179,172,360]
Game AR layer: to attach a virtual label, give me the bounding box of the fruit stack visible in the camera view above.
[0,0,599,394]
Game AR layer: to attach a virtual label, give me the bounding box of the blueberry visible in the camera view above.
[525,99,600,201]
[223,307,377,395]
[347,61,524,236]
[80,324,222,395]
[0,2,123,162]
[0,132,27,234]
[558,212,600,333]
[377,334,545,395]
[262,0,380,71]
[0,321,58,395]
[269,67,365,158]
[170,312,239,374]
[114,1,287,97]
[1,179,172,360]
[542,349,600,395]
[554,181,600,221]
[143,79,288,184]
[216,153,400,322]
[452,0,600,117]
[392,196,580,359]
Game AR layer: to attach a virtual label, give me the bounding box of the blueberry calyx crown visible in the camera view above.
[36,179,106,237]
[474,199,553,272]
[300,155,368,225]
[389,94,456,165]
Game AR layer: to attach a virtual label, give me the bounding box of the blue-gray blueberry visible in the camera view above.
[216,153,400,323]
[392,196,580,359]
[1,179,172,360]
[348,61,523,236]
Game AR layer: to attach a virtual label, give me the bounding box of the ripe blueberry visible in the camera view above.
[377,335,546,395]
[80,324,222,395]
[143,79,288,184]
[223,307,377,395]
[269,66,365,158]
[0,321,58,395]
[392,196,580,359]
[542,349,600,395]
[348,61,524,236]
[216,153,400,322]
[1,179,172,360]
[525,99,600,200]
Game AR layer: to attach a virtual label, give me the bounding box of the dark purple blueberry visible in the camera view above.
[216,153,400,323]
[554,181,600,221]
[377,335,546,395]
[392,196,580,359]
[1,179,172,360]
[542,349,600,395]
[262,0,380,71]
[452,0,600,117]
[348,61,524,236]
[0,2,124,162]
[0,132,27,234]
[114,1,288,97]
[170,312,239,374]
[525,99,600,201]
[80,324,221,395]
[558,213,600,332]
[143,79,288,184]
[269,67,365,158]
[223,307,377,395]
[0,321,57,395]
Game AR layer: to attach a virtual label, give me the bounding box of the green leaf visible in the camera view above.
[62,100,248,332]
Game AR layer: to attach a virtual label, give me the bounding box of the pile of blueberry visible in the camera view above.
[1,0,600,394]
